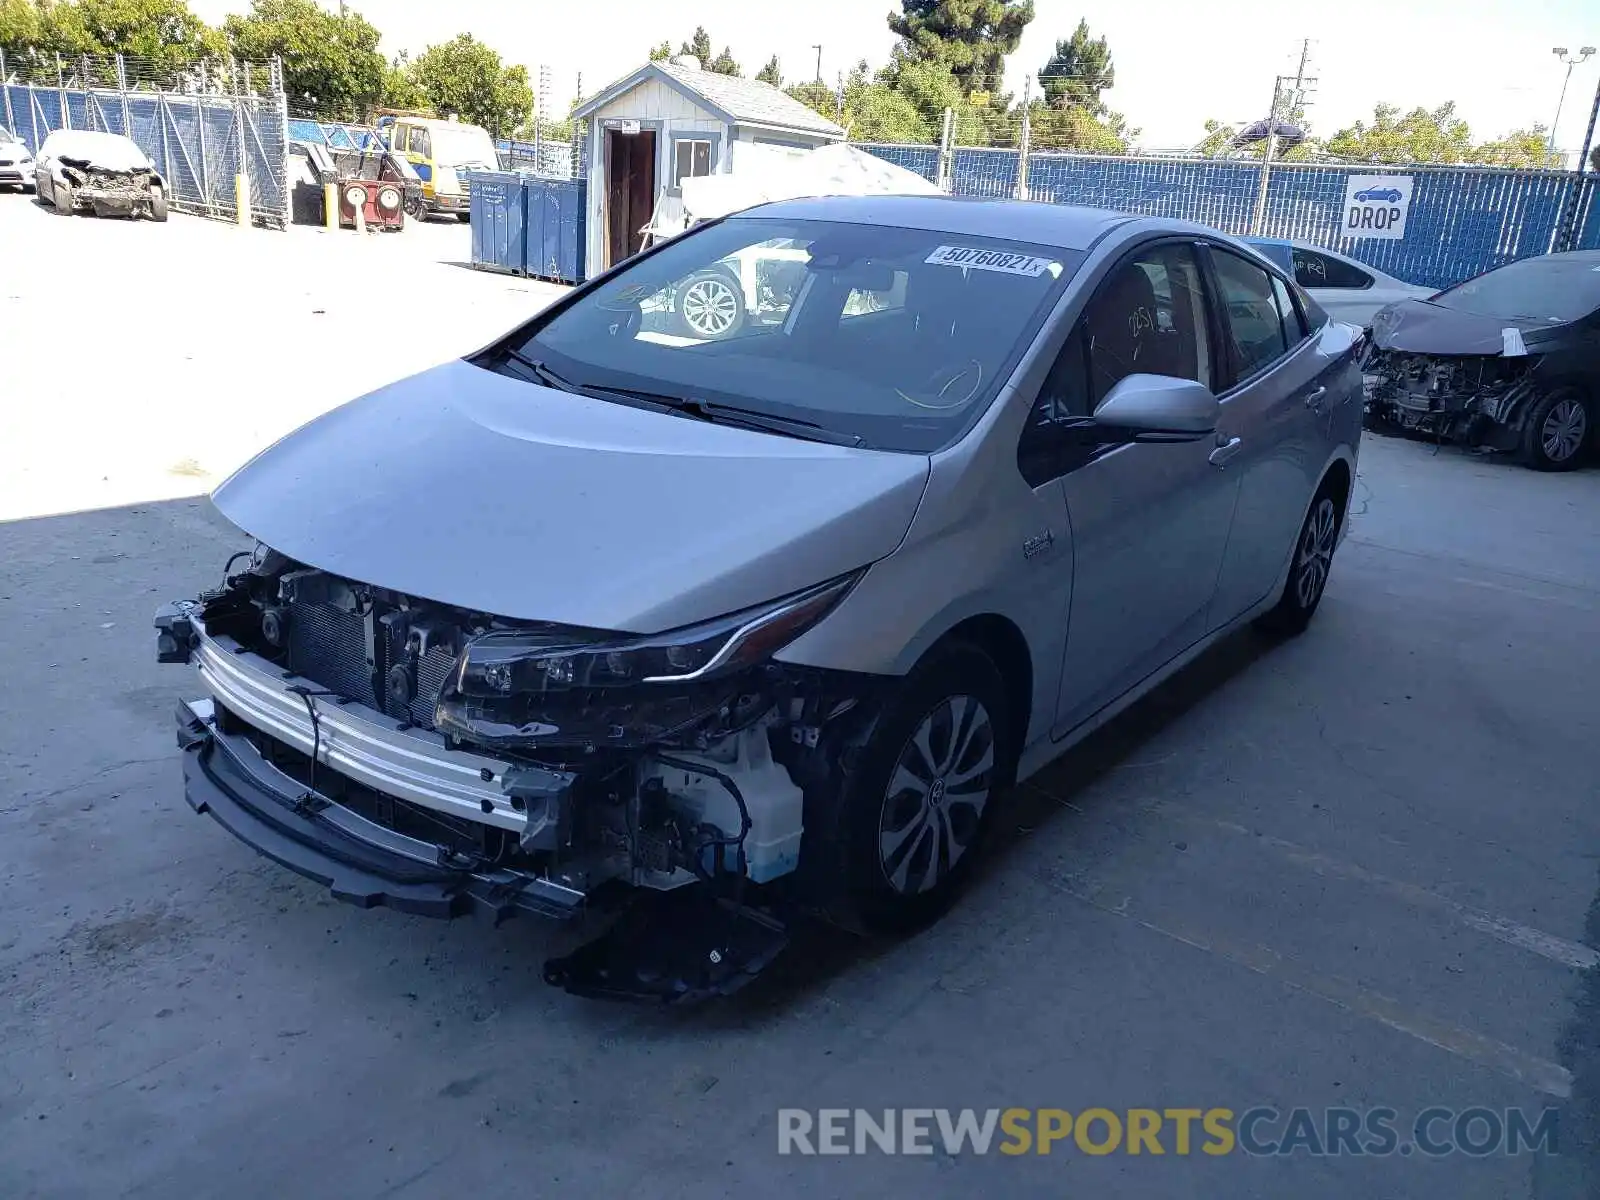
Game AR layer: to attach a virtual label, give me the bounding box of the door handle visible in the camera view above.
[1209,435,1244,468]
[1304,386,1328,412]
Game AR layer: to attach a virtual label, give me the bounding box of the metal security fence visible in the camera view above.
[855,137,1600,291]
[496,138,575,180]
[0,52,289,226]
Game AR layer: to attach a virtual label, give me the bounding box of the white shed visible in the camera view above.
[572,56,845,278]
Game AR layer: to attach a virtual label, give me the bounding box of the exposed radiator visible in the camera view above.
[285,600,456,728]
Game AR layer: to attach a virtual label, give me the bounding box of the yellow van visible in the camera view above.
[379,115,500,220]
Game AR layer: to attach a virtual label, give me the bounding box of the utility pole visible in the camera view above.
[813,45,823,84]
[1015,76,1031,200]
[1251,40,1317,235]
[1549,47,1596,162]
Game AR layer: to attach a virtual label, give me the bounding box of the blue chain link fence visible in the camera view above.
[855,141,1600,291]
[3,77,288,225]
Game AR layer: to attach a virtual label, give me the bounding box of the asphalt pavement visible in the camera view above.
[1,196,1598,1199]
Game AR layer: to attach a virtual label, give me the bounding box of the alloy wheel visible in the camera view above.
[878,695,996,895]
[680,277,739,337]
[1541,398,1588,464]
[1295,497,1337,610]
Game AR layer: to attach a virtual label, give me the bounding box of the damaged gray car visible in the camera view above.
[157,197,1362,1002]
[1363,249,1600,470]
[33,130,169,221]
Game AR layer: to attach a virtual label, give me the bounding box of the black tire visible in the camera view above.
[51,179,73,215]
[677,268,746,340]
[148,184,169,223]
[825,642,1012,936]
[1519,388,1591,472]
[1254,483,1341,638]
[455,211,471,223]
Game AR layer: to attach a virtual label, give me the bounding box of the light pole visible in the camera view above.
[1550,46,1596,162]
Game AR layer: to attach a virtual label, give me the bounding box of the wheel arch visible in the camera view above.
[917,612,1033,784]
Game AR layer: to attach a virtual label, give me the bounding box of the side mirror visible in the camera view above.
[1091,374,1220,443]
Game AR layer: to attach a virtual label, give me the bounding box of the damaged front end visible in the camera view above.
[1362,348,1540,449]
[60,156,162,217]
[158,546,875,1003]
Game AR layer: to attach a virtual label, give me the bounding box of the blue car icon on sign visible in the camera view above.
[1354,186,1403,203]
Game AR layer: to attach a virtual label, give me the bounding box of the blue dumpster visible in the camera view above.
[523,177,587,285]
[467,172,526,275]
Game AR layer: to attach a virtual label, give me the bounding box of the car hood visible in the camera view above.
[210,359,932,632]
[1369,299,1568,356]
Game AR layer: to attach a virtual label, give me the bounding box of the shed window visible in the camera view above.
[674,138,713,185]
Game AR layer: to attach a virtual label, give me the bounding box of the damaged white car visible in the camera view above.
[34,130,169,221]
[157,197,1362,1002]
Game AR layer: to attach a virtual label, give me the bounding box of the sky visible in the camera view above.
[189,0,1600,159]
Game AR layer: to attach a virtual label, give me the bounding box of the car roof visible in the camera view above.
[737,195,1136,252]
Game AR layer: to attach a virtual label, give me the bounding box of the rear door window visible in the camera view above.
[1292,248,1373,290]
[1211,249,1289,384]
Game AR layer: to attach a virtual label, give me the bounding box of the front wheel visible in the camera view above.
[51,180,73,215]
[148,184,169,222]
[1520,389,1591,471]
[677,269,745,340]
[1254,488,1340,638]
[826,643,1011,935]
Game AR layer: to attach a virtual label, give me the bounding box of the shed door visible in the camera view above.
[604,128,656,267]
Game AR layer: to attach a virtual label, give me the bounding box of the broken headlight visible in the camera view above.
[432,572,861,748]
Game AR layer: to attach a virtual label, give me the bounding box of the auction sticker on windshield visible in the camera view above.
[926,246,1058,276]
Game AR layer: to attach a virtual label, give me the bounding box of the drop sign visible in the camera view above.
[1341,175,1413,240]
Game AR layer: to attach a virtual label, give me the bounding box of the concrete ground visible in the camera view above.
[2,197,1598,1200]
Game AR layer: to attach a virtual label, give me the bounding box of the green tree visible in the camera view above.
[0,0,46,61]
[648,40,671,62]
[1472,126,1561,168]
[755,54,781,86]
[1028,99,1132,153]
[1038,18,1111,114]
[2,0,222,76]
[224,0,385,119]
[71,0,222,74]
[407,34,532,138]
[887,0,1034,96]
[1323,102,1475,164]
[379,51,426,111]
[788,62,931,143]
[1590,144,1600,172]
[677,26,712,64]
[708,45,739,76]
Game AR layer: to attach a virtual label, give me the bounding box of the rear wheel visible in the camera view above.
[1254,485,1340,638]
[51,180,73,215]
[827,643,1011,935]
[148,184,169,222]
[677,269,745,340]
[1520,389,1591,471]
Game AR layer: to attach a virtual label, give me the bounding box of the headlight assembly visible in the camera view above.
[433,572,861,748]
[452,571,859,698]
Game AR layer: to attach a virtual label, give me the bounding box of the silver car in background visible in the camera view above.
[157,196,1362,1002]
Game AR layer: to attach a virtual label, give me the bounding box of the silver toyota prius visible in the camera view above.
[157,196,1362,1001]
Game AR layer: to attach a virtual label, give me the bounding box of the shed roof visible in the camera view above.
[573,60,845,139]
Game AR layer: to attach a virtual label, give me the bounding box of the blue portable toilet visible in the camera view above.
[467,172,527,275]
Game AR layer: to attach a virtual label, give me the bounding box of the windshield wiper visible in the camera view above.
[497,348,583,393]
[491,352,865,448]
[560,382,866,448]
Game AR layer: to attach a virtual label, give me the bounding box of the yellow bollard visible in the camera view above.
[324,182,338,231]
[235,173,250,227]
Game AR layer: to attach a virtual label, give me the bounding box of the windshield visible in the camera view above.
[430,124,497,167]
[1432,256,1600,324]
[501,217,1080,453]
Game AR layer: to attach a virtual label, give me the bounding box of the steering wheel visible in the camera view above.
[897,359,984,411]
